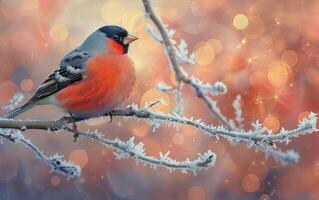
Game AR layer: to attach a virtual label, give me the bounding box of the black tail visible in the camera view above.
[3,103,34,119]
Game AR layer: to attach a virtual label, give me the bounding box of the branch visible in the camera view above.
[0,104,317,147]
[0,129,81,177]
[141,0,318,164]
[66,129,215,174]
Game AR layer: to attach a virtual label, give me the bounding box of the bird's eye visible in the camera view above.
[112,35,119,41]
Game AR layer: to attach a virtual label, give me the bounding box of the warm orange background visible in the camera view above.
[1,0,319,199]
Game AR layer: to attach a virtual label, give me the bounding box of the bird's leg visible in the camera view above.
[108,112,113,123]
[69,112,80,142]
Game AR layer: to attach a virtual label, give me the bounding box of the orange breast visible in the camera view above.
[55,54,135,117]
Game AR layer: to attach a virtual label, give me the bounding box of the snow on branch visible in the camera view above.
[141,0,318,164]
[232,95,244,130]
[0,128,81,177]
[70,129,215,174]
[1,93,24,111]
[0,0,318,179]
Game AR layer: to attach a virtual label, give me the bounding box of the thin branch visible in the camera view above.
[0,129,81,177]
[0,104,317,145]
[65,128,215,174]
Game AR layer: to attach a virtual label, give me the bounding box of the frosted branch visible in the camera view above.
[1,93,24,111]
[0,128,81,177]
[66,129,215,174]
[232,95,244,130]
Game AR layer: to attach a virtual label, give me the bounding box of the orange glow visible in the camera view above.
[69,149,89,168]
[194,42,215,65]
[242,174,260,192]
[140,89,171,113]
[267,61,289,87]
[263,115,280,133]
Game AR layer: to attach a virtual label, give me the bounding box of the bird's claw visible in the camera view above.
[69,113,80,142]
[108,112,113,123]
[72,122,80,142]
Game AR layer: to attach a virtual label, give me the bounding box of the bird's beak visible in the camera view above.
[123,34,138,45]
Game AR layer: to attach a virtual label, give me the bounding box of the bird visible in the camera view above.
[4,25,138,122]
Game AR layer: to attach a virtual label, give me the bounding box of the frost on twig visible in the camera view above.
[189,77,227,96]
[232,95,244,130]
[141,0,319,165]
[75,129,216,174]
[1,93,24,111]
[146,24,195,65]
[0,128,81,177]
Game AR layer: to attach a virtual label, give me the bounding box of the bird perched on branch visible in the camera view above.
[4,25,137,122]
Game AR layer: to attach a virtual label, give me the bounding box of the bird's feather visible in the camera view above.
[4,50,92,118]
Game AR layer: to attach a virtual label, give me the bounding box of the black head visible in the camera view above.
[98,25,137,53]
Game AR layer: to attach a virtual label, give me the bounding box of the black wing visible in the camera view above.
[26,49,92,104]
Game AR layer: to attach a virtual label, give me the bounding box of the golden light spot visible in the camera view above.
[233,14,249,30]
[298,111,310,122]
[20,79,34,92]
[50,24,69,42]
[194,42,215,65]
[267,61,289,87]
[263,115,280,133]
[188,186,206,200]
[0,153,18,181]
[173,133,184,145]
[242,174,260,193]
[243,16,265,39]
[140,89,171,113]
[69,149,88,168]
[281,50,298,67]
[50,176,61,186]
[101,0,124,24]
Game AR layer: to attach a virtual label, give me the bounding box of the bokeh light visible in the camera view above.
[263,115,280,133]
[1,0,319,199]
[233,14,249,30]
[69,149,89,168]
[242,174,260,193]
[194,42,215,65]
[267,61,289,87]
[49,23,69,42]
[140,89,171,113]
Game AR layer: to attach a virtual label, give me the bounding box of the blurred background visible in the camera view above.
[1,0,319,199]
